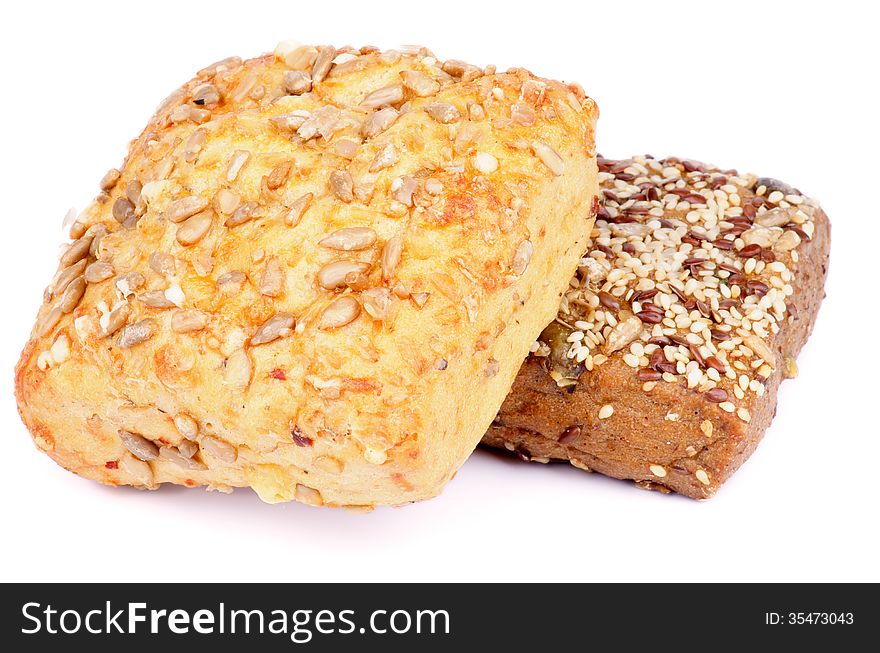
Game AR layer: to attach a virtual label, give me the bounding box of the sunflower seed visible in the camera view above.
[453,123,481,154]
[159,445,206,470]
[200,435,237,463]
[361,287,394,321]
[115,272,145,297]
[125,180,142,205]
[225,150,250,182]
[442,59,480,79]
[170,309,208,333]
[171,105,196,122]
[319,227,377,252]
[755,207,792,228]
[194,108,215,123]
[99,168,121,191]
[184,128,207,161]
[215,189,241,215]
[379,49,402,65]
[259,257,284,297]
[84,261,114,283]
[369,143,398,172]
[266,160,293,190]
[117,319,156,348]
[69,221,87,239]
[330,54,362,74]
[279,44,318,70]
[317,260,371,290]
[773,229,801,252]
[604,313,643,354]
[744,335,776,368]
[173,413,199,439]
[269,111,310,133]
[741,225,779,248]
[391,176,417,206]
[112,197,136,224]
[153,87,185,119]
[138,290,176,308]
[38,305,63,337]
[511,239,533,275]
[223,348,252,388]
[283,69,312,95]
[167,195,208,223]
[511,102,536,125]
[362,107,399,138]
[531,141,564,176]
[285,192,313,227]
[87,226,109,258]
[177,438,199,458]
[251,313,295,346]
[381,235,403,281]
[329,170,354,203]
[52,259,88,298]
[59,276,86,313]
[360,84,404,109]
[225,201,258,227]
[311,45,336,83]
[197,56,241,77]
[400,70,440,96]
[217,271,246,294]
[119,455,154,487]
[332,138,360,159]
[60,236,92,268]
[192,83,220,106]
[148,251,176,276]
[176,210,213,246]
[119,430,159,461]
[294,483,324,507]
[227,69,258,103]
[468,102,486,121]
[84,224,107,255]
[424,102,461,123]
[298,105,342,141]
[101,304,129,337]
[318,296,361,329]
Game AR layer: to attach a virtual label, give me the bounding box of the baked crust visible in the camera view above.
[483,156,829,498]
[15,44,599,507]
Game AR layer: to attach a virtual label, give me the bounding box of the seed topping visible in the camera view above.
[533,155,818,418]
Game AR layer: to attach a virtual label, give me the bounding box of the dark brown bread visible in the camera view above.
[482,156,830,498]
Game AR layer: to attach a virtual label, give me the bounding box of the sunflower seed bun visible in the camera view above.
[15,42,599,507]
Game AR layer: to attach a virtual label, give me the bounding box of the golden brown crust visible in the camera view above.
[483,156,829,498]
[15,44,599,507]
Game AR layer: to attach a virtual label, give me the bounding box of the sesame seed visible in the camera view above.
[598,404,614,419]
[695,469,711,486]
[649,464,667,478]
[700,420,713,437]
[547,156,814,406]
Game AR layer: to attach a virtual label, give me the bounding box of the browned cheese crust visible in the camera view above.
[15,43,599,507]
[483,155,829,498]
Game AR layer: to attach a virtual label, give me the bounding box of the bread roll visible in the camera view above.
[483,155,828,498]
[15,44,599,507]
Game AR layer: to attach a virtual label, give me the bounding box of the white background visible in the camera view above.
[1,0,877,583]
